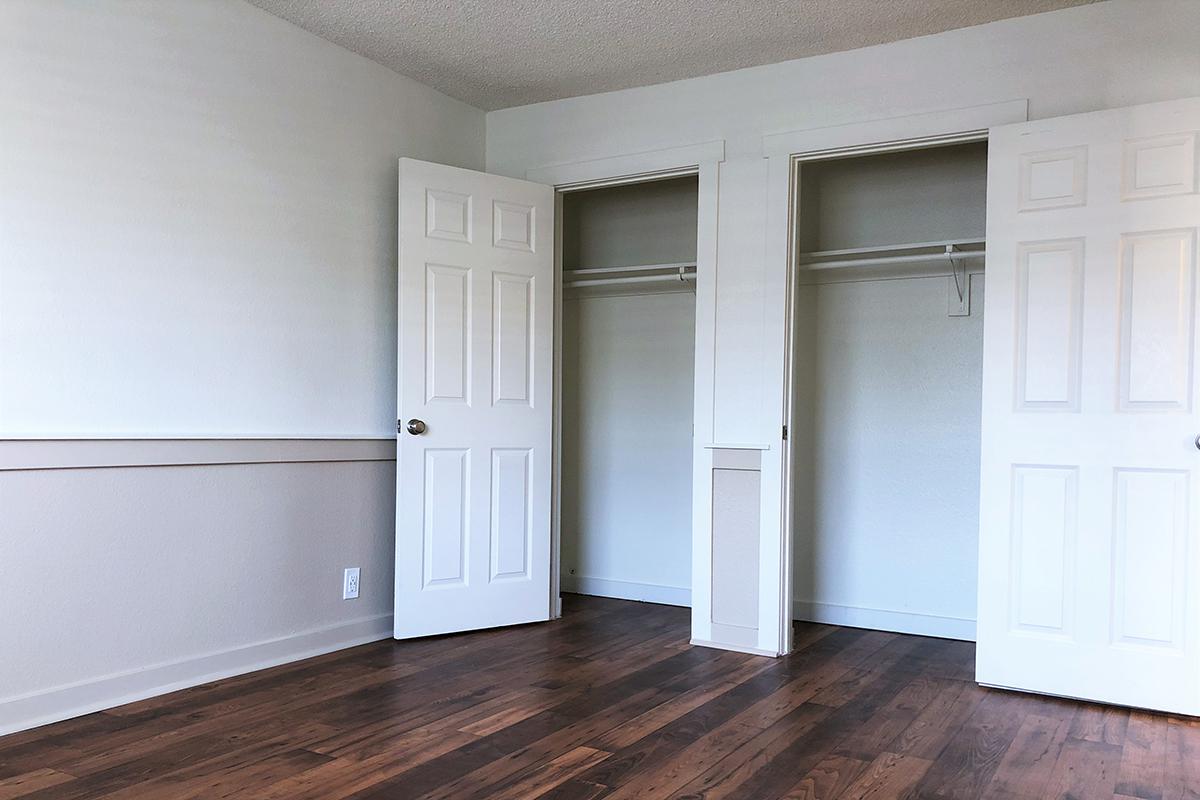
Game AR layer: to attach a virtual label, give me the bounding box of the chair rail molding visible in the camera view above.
[0,437,396,471]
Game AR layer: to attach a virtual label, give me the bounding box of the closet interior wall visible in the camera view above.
[791,142,988,640]
[560,177,699,607]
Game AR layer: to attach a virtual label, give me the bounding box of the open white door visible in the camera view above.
[395,158,554,639]
[978,97,1200,713]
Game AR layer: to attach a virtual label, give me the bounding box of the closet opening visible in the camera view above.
[787,139,987,643]
[554,174,700,615]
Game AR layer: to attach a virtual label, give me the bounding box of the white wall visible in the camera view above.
[561,293,696,605]
[562,178,700,269]
[797,142,988,252]
[486,0,1200,649]
[0,0,483,437]
[0,0,484,735]
[559,179,697,606]
[793,277,985,640]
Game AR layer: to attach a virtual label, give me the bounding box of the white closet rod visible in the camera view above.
[565,261,696,276]
[803,249,986,271]
[801,237,983,260]
[565,272,697,289]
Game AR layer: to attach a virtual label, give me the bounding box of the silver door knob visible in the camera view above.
[406,419,427,435]
[1195,434,1200,451]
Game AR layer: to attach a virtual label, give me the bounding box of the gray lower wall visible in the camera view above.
[0,445,396,735]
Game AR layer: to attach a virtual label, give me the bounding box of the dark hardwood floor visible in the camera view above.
[2,595,1197,799]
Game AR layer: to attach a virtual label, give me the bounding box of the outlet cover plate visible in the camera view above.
[343,567,360,600]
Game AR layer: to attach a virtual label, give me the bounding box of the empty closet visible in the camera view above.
[558,176,699,608]
[789,142,987,640]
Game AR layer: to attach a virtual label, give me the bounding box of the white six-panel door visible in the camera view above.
[395,158,554,639]
[978,97,1200,713]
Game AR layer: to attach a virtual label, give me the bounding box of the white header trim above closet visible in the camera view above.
[526,140,725,187]
[762,99,1029,158]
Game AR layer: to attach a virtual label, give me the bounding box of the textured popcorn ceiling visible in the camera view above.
[245,0,1101,110]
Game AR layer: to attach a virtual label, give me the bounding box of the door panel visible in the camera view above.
[396,158,554,639]
[978,97,1200,714]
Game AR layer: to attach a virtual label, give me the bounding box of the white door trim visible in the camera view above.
[764,101,1030,655]
[524,141,725,648]
[526,140,725,188]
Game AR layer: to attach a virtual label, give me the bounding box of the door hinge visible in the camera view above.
[782,424,788,441]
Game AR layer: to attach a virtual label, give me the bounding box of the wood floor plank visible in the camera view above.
[834,751,934,800]
[411,652,763,800]
[662,702,837,800]
[1,595,1196,800]
[1162,719,1200,800]
[0,770,73,800]
[889,677,985,761]
[254,732,480,800]
[1113,711,1168,800]
[1041,738,1122,799]
[1069,702,1130,747]
[680,640,930,799]
[781,753,872,800]
[350,646,730,799]
[903,689,1030,799]
[979,711,1071,800]
[485,746,613,800]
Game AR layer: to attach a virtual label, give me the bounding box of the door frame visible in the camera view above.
[764,100,1029,655]
[526,141,724,629]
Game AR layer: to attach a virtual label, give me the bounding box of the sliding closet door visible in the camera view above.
[395,158,555,639]
[977,97,1200,713]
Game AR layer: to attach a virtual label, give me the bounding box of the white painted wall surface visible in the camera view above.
[792,277,985,640]
[797,143,987,252]
[559,178,698,607]
[486,0,1200,646]
[0,0,483,437]
[0,0,483,733]
[562,178,700,269]
[561,292,696,606]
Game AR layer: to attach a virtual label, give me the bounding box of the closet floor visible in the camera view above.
[2,595,1195,799]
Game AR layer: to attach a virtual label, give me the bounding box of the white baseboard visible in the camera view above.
[0,613,394,737]
[690,639,780,657]
[793,600,975,642]
[561,575,691,608]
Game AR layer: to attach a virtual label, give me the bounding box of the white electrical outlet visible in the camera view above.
[343,567,360,600]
